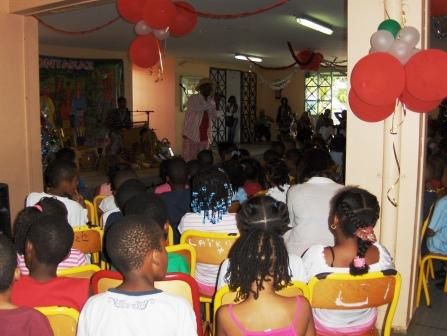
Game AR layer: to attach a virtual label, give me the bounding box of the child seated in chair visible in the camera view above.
[77,215,197,335]
[123,192,189,274]
[26,159,87,228]
[11,215,90,311]
[178,167,238,297]
[14,197,87,275]
[0,234,53,336]
[216,222,315,336]
[302,186,395,335]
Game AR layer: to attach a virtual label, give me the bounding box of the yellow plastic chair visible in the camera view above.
[72,226,103,266]
[213,281,308,326]
[57,264,101,279]
[416,205,447,307]
[308,270,401,336]
[84,200,95,226]
[166,243,197,276]
[35,306,79,336]
[167,225,174,246]
[180,230,239,322]
[92,195,106,227]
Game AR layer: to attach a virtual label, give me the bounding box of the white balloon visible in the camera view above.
[369,48,377,54]
[397,26,420,49]
[135,21,152,35]
[389,39,412,64]
[153,28,170,40]
[370,30,394,52]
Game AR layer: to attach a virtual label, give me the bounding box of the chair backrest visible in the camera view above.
[91,271,203,335]
[72,226,103,264]
[180,230,239,265]
[166,243,197,276]
[421,204,435,241]
[92,195,106,227]
[308,271,401,336]
[57,264,101,279]
[35,306,79,336]
[84,200,95,226]
[167,225,174,246]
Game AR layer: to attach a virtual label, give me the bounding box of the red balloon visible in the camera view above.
[143,0,176,30]
[117,0,146,23]
[170,1,197,37]
[431,0,447,16]
[349,89,395,122]
[129,35,159,68]
[405,49,447,102]
[351,52,405,106]
[400,89,441,113]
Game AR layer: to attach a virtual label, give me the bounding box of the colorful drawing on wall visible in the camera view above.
[39,56,124,146]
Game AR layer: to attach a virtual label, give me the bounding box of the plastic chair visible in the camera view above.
[416,205,447,307]
[57,264,101,279]
[35,306,79,336]
[72,226,103,266]
[166,243,197,276]
[92,195,106,227]
[167,224,174,246]
[307,270,401,336]
[180,230,239,322]
[84,200,95,226]
[91,271,203,336]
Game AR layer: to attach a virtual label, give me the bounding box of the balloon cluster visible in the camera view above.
[349,20,447,122]
[117,0,197,68]
[295,50,323,71]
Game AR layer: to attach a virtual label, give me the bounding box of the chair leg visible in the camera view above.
[205,303,211,323]
[416,265,423,307]
[428,260,435,280]
[421,259,432,307]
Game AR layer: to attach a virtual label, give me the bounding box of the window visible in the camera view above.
[304,72,347,121]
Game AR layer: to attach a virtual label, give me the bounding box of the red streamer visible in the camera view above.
[34,15,121,35]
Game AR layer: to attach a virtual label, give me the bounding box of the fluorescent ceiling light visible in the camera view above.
[235,54,263,63]
[296,17,333,35]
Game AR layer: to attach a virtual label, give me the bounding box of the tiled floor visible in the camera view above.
[395,283,447,335]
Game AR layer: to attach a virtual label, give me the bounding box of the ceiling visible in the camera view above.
[37,0,348,66]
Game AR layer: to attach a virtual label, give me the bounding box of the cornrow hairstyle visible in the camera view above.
[237,196,290,235]
[13,198,67,255]
[226,229,291,302]
[106,215,164,274]
[191,167,233,224]
[0,234,17,292]
[265,160,289,192]
[330,186,380,276]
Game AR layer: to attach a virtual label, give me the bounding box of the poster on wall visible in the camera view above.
[39,56,124,147]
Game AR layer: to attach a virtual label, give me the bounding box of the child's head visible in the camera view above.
[237,196,290,235]
[329,187,380,276]
[197,150,214,168]
[263,149,281,165]
[106,215,167,280]
[107,163,133,191]
[191,167,233,223]
[265,160,289,189]
[44,159,78,196]
[218,142,238,162]
[115,179,146,211]
[25,215,73,270]
[0,234,17,293]
[186,159,201,182]
[112,169,138,192]
[271,141,286,158]
[226,229,291,301]
[241,158,266,186]
[55,147,76,164]
[297,148,335,183]
[221,159,245,192]
[14,198,67,255]
[166,157,187,186]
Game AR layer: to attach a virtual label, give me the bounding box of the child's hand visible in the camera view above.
[426,228,435,237]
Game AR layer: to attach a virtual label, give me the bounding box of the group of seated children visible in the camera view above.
[0,139,396,335]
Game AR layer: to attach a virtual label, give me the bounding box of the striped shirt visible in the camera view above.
[182,94,217,143]
[179,212,239,287]
[17,248,87,275]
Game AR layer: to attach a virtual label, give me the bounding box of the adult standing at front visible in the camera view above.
[105,96,132,157]
[182,78,217,162]
[225,96,239,143]
[285,148,343,256]
[276,97,292,137]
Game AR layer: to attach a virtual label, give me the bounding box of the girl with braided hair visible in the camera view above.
[216,221,315,335]
[302,186,394,335]
[178,167,238,297]
[216,196,307,289]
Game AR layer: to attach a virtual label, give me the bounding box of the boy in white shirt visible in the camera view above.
[77,215,197,336]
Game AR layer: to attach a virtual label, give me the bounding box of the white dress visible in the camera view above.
[285,177,343,256]
[302,244,395,332]
[266,184,290,204]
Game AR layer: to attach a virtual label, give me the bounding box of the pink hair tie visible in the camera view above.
[353,256,366,268]
[33,204,43,212]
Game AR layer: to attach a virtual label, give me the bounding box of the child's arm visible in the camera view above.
[301,297,316,336]
[216,306,229,336]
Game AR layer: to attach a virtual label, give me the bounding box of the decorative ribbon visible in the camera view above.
[34,15,120,35]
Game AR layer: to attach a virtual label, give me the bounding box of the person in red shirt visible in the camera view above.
[0,234,53,336]
[12,215,90,312]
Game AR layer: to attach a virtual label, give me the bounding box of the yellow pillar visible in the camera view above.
[0,0,42,218]
[346,0,427,331]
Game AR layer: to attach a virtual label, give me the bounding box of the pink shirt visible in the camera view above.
[182,94,217,143]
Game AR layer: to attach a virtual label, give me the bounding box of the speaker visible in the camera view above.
[0,183,11,238]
